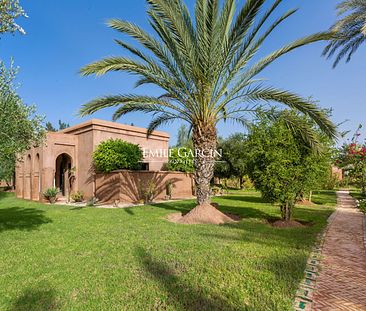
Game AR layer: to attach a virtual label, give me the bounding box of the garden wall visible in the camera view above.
[95,170,195,204]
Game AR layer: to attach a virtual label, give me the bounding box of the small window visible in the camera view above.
[140,163,149,171]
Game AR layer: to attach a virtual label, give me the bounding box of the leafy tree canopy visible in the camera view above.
[215,133,248,182]
[0,61,45,182]
[0,0,27,35]
[45,120,70,132]
[245,110,334,220]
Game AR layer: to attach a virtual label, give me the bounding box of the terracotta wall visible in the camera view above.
[15,120,171,202]
[16,132,78,201]
[95,170,195,204]
[63,120,170,198]
[331,166,343,181]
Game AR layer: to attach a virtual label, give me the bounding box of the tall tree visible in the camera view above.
[0,61,44,183]
[45,120,70,132]
[79,0,336,223]
[0,0,27,35]
[324,0,366,67]
[45,122,56,132]
[245,111,334,221]
[215,133,248,186]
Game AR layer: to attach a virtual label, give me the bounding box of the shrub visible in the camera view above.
[358,199,366,214]
[71,191,84,202]
[93,139,143,173]
[142,180,157,203]
[43,187,58,204]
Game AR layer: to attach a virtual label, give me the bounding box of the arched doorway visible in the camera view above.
[55,153,73,197]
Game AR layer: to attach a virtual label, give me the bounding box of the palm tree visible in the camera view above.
[324,0,366,67]
[80,0,336,223]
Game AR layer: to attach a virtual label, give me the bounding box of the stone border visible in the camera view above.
[293,209,338,311]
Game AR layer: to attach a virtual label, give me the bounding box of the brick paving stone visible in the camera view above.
[312,191,366,311]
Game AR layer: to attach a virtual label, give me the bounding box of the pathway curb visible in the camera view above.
[293,208,338,311]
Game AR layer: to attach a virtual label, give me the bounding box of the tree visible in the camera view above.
[0,0,27,35]
[298,137,334,202]
[245,111,334,221]
[166,147,194,173]
[0,157,14,186]
[0,61,45,183]
[215,133,248,187]
[92,139,143,173]
[45,122,56,132]
[324,0,366,67]
[79,0,337,223]
[336,125,366,196]
[45,120,70,132]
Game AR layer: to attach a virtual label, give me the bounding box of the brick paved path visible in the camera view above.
[312,191,366,311]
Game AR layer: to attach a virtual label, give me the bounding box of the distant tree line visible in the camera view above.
[45,120,70,132]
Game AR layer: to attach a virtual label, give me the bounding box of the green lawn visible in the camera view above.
[0,191,334,311]
[311,190,338,206]
[349,190,365,200]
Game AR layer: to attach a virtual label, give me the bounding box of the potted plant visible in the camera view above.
[43,187,58,204]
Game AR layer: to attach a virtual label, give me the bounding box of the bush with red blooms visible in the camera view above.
[336,126,366,196]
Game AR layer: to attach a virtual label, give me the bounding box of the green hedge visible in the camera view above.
[93,139,143,173]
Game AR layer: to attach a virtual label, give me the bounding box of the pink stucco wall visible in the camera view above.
[15,119,171,202]
[95,170,195,204]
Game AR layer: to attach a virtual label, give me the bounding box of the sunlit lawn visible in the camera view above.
[0,191,334,311]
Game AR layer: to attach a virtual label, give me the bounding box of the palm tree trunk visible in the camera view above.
[192,124,217,206]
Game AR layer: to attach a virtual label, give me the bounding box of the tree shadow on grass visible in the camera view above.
[0,207,52,233]
[135,247,244,311]
[219,195,267,204]
[0,191,11,201]
[123,208,135,215]
[153,200,196,213]
[9,285,59,311]
[201,223,315,250]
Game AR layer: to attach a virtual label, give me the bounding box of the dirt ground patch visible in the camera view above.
[167,203,241,225]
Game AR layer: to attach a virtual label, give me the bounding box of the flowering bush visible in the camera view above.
[336,126,366,196]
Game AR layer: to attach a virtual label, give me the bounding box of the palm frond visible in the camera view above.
[147,113,178,135]
[79,94,187,118]
[324,0,366,67]
[242,86,338,140]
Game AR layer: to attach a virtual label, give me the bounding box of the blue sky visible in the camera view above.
[0,0,365,145]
